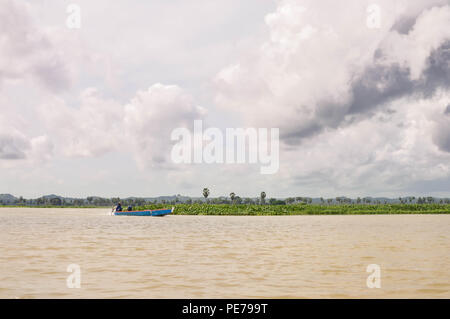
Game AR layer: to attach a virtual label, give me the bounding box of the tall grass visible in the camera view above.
[135,203,450,215]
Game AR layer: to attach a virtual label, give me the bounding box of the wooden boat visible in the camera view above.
[113,207,174,217]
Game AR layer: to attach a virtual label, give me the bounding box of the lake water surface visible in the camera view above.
[0,208,449,298]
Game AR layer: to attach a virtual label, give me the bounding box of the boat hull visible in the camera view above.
[113,207,174,217]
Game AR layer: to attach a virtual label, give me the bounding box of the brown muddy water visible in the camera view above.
[0,208,449,298]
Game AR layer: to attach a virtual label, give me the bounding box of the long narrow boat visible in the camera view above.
[113,207,174,217]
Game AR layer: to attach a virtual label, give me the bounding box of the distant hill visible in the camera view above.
[0,194,17,204]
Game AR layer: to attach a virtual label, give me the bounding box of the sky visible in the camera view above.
[1,0,450,199]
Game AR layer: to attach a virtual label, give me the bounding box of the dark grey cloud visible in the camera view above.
[351,41,450,114]
[281,41,450,144]
[282,120,323,145]
[445,104,450,115]
[390,15,418,35]
[435,134,450,152]
[422,45,450,95]
[0,134,29,160]
[390,0,450,34]
[433,121,450,152]
[347,65,413,115]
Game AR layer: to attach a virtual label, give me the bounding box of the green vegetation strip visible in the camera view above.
[135,204,450,215]
[2,203,449,215]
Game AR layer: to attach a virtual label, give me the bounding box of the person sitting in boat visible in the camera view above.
[127,205,133,211]
[115,202,123,212]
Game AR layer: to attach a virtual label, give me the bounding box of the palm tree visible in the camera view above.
[202,188,210,203]
[260,192,266,205]
[230,192,236,204]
